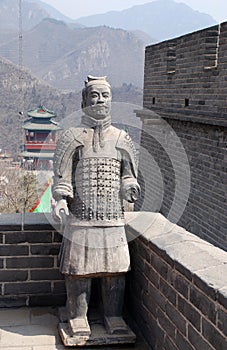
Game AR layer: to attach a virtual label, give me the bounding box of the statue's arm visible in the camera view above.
[116,130,140,203]
[52,128,81,222]
[120,149,141,203]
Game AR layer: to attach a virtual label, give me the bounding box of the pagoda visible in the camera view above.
[21,106,61,170]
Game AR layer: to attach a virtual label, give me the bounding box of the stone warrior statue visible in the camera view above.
[52,75,140,338]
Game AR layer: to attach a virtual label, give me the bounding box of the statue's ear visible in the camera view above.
[81,88,87,110]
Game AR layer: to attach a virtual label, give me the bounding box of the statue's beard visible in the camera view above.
[84,104,111,119]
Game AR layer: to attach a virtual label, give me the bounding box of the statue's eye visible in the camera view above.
[90,93,98,98]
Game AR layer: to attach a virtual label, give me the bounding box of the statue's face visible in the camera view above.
[83,84,112,119]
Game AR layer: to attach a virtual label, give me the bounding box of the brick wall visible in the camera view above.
[137,22,227,251]
[126,212,227,350]
[143,22,227,120]
[0,213,226,350]
[0,213,65,307]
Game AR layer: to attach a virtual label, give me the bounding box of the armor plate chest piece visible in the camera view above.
[71,136,124,224]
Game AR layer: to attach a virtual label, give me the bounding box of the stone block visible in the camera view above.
[30,244,60,256]
[58,322,136,347]
[0,270,28,282]
[0,244,29,256]
[194,264,227,299]
[150,252,170,280]
[4,282,52,295]
[164,335,179,350]
[0,296,27,307]
[178,295,201,331]
[29,294,66,307]
[202,317,227,350]
[0,213,23,231]
[0,307,30,326]
[189,286,216,324]
[126,212,162,238]
[157,307,176,339]
[24,213,56,231]
[52,281,66,294]
[5,231,52,244]
[33,346,64,350]
[137,307,162,350]
[188,324,213,350]
[137,240,151,262]
[30,307,59,326]
[144,261,159,289]
[128,278,143,302]
[170,270,190,299]
[176,331,194,350]
[165,301,186,336]
[6,256,54,269]
[145,282,166,312]
[53,231,63,242]
[217,306,227,336]
[0,324,59,347]
[159,277,177,306]
[30,269,63,281]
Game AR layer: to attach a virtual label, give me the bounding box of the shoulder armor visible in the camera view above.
[116,130,138,177]
[53,128,84,177]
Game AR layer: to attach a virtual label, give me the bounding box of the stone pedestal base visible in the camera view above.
[59,322,136,347]
[58,308,136,347]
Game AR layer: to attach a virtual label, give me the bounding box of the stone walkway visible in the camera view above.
[0,307,149,350]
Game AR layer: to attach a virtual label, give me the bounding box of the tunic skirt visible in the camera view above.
[59,224,130,276]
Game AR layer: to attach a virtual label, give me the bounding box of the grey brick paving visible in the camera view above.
[0,307,149,350]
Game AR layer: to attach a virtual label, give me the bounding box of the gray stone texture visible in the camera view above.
[0,214,64,308]
[126,211,227,350]
[137,22,227,251]
[0,306,149,349]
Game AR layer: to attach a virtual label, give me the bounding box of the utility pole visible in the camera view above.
[18,0,25,230]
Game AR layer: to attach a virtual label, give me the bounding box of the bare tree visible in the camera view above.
[0,165,39,213]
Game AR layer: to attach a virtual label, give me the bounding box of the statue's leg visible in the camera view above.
[65,276,92,336]
[101,274,128,334]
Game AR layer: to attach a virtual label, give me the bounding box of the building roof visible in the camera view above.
[21,151,54,159]
[22,121,61,131]
[23,105,61,131]
[27,105,57,119]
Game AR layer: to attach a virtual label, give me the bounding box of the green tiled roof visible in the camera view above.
[22,121,61,131]
[27,105,56,119]
[21,151,54,159]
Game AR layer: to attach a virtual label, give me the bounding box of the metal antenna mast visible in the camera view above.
[19,0,23,73]
[18,0,25,230]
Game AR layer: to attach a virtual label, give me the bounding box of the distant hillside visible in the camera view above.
[25,0,78,23]
[77,0,217,41]
[0,56,142,156]
[0,19,146,90]
[0,56,79,155]
[0,0,81,31]
[0,0,216,91]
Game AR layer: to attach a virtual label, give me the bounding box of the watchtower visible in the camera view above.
[21,106,61,170]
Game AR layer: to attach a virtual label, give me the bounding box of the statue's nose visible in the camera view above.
[97,95,105,103]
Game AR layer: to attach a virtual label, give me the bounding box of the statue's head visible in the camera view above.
[82,75,112,120]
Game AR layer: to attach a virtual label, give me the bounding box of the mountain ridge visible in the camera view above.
[76,0,217,41]
[0,19,146,90]
[0,55,142,155]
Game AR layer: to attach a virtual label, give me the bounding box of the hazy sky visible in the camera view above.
[42,0,227,23]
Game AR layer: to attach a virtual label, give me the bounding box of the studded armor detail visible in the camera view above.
[53,125,139,227]
[71,157,124,222]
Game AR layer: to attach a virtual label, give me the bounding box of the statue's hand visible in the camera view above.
[122,183,140,203]
[53,199,69,223]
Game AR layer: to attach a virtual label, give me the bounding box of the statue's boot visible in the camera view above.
[65,276,92,336]
[102,274,129,334]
